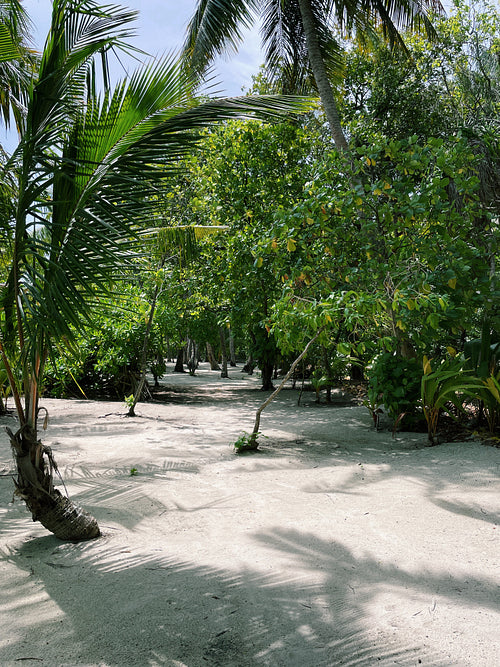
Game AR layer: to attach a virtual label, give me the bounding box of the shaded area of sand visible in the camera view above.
[0,363,499,666]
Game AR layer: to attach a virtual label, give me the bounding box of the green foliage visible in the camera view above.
[266,133,494,362]
[0,358,11,414]
[421,355,484,443]
[1,0,308,436]
[43,285,169,398]
[124,394,135,409]
[478,371,500,434]
[233,431,260,452]
[342,0,500,144]
[367,353,423,427]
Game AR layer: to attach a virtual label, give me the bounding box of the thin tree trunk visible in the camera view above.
[127,281,160,417]
[298,0,349,151]
[323,346,333,403]
[245,327,325,449]
[229,332,237,366]
[187,338,199,376]
[206,342,221,370]
[219,327,229,378]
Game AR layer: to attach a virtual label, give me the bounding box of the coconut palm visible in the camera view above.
[0,0,37,133]
[0,0,306,541]
[183,0,442,150]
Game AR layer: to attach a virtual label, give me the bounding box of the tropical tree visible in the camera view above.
[0,0,306,540]
[0,0,37,133]
[183,0,441,150]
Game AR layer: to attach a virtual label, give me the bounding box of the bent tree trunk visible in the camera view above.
[8,424,100,541]
[245,327,325,450]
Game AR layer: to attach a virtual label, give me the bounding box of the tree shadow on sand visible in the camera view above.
[1,521,497,666]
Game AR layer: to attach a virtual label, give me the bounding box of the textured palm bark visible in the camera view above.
[8,425,100,541]
[297,0,349,151]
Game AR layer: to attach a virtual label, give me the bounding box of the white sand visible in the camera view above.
[0,363,499,666]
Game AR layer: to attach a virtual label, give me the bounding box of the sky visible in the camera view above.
[1,0,263,152]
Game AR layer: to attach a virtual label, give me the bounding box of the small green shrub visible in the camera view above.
[421,356,483,443]
[367,352,423,428]
[234,431,260,452]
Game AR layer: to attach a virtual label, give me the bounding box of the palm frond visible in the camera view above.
[262,0,345,93]
[183,0,260,77]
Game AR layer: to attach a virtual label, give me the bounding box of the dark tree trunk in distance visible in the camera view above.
[187,339,199,376]
[174,346,186,373]
[242,354,255,374]
[260,360,274,391]
[219,327,229,378]
[206,342,221,370]
[229,333,237,366]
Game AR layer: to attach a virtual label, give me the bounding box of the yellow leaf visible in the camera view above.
[371,158,376,165]
[373,188,382,196]
[256,257,263,268]
[366,251,372,259]
[423,355,432,375]
[324,246,331,255]
[406,299,415,310]
[448,278,457,289]
[366,157,371,166]
[438,297,446,309]
[485,378,500,402]
[325,314,332,323]
[396,320,405,330]
[355,197,363,206]
[345,275,350,283]
[383,181,391,189]
[446,346,457,357]
[306,217,314,225]
[271,239,278,250]
[287,238,296,252]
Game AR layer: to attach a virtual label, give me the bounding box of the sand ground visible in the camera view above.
[0,363,499,667]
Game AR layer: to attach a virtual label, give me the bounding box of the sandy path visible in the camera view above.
[0,363,499,666]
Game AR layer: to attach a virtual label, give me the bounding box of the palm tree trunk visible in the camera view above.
[8,424,100,541]
[297,0,349,151]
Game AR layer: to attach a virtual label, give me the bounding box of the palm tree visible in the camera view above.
[183,0,442,150]
[0,0,306,541]
[0,0,37,133]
